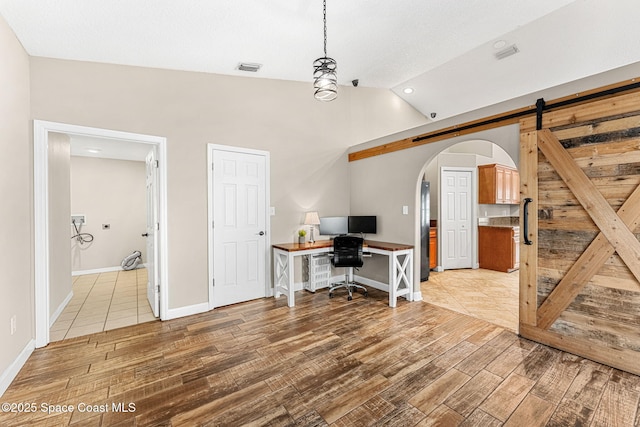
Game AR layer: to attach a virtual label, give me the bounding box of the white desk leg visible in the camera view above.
[388,253,397,308]
[389,250,414,307]
[286,252,295,307]
[273,248,295,306]
[405,250,413,302]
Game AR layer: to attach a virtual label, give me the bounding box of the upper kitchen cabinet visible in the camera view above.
[478,164,520,204]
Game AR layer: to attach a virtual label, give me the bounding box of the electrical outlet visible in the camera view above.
[10,315,16,335]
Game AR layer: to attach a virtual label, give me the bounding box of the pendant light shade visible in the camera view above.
[313,57,338,101]
[313,0,337,101]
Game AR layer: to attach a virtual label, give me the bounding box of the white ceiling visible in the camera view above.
[1,0,639,125]
[69,134,152,162]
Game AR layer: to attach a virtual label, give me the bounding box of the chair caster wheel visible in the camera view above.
[348,296,353,301]
[329,293,333,298]
[364,292,368,297]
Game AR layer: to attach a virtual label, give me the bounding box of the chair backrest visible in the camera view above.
[332,235,364,268]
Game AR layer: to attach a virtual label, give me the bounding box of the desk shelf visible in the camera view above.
[303,254,331,292]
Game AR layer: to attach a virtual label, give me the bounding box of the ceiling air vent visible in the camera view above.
[494,44,519,60]
[237,63,262,72]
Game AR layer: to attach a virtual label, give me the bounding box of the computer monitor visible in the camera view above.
[348,216,377,234]
[319,216,348,236]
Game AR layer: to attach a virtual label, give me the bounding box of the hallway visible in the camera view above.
[421,268,519,331]
[50,268,157,341]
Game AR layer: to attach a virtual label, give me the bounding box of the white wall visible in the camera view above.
[70,156,146,272]
[48,132,72,319]
[0,14,33,395]
[29,57,428,310]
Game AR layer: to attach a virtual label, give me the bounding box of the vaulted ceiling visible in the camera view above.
[1,0,639,122]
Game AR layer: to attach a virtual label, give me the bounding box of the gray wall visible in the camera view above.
[349,126,520,287]
[29,57,427,309]
[349,62,640,294]
[0,14,32,391]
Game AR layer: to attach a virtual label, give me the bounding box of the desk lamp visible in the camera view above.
[304,211,321,243]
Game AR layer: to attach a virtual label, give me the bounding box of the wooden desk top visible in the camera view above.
[272,239,413,252]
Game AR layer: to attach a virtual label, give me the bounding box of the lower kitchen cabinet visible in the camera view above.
[429,229,437,270]
[478,226,519,273]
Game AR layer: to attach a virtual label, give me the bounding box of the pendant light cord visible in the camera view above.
[323,0,328,57]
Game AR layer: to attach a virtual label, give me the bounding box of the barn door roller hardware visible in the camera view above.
[535,98,545,131]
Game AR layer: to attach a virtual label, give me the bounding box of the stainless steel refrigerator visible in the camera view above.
[420,181,431,281]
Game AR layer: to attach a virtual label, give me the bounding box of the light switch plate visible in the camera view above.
[402,206,409,215]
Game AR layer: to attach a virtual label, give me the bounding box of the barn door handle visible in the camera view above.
[523,198,533,245]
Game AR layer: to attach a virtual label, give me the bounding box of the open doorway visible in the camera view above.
[417,139,519,331]
[33,121,168,347]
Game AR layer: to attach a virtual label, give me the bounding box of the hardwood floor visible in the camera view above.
[421,268,519,332]
[2,288,639,426]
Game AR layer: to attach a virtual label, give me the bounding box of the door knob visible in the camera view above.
[141,233,149,237]
[258,231,265,236]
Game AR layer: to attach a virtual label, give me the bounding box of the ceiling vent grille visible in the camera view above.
[494,45,519,60]
[237,63,262,72]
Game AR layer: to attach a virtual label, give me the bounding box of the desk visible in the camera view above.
[272,240,413,308]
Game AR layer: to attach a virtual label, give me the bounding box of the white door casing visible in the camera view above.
[441,168,474,270]
[33,120,168,348]
[208,145,271,309]
[145,148,160,317]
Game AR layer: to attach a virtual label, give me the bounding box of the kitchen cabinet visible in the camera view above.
[478,164,520,204]
[478,226,519,272]
[429,229,437,270]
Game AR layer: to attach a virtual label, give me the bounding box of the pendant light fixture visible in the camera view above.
[313,0,337,101]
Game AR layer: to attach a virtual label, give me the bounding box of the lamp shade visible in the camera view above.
[304,211,321,225]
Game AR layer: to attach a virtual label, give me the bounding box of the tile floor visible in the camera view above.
[421,267,519,331]
[50,268,158,341]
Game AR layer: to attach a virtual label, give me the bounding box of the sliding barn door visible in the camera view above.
[519,90,640,375]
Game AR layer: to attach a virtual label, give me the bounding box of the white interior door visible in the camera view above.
[145,149,159,317]
[441,168,473,270]
[211,148,267,307]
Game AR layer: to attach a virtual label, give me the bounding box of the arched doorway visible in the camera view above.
[415,139,520,331]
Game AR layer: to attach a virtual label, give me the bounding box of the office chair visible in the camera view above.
[329,235,368,301]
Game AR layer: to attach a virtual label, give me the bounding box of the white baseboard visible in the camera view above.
[354,275,389,293]
[72,266,121,276]
[72,264,148,276]
[164,302,209,320]
[50,291,73,327]
[0,339,35,398]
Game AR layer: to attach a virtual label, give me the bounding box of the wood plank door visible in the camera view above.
[519,90,640,375]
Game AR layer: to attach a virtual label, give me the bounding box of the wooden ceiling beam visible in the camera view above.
[348,77,640,162]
